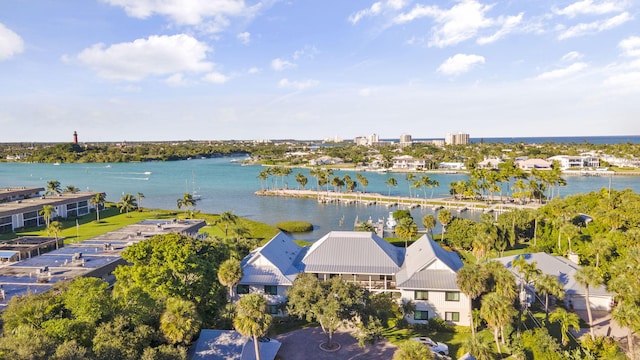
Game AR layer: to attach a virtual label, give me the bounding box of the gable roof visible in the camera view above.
[495,252,610,297]
[396,234,463,290]
[189,330,281,360]
[299,231,404,275]
[240,232,303,285]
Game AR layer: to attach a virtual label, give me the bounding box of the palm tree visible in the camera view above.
[46,180,61,195]
[536,273,565,323]
[215,211,239,238]
[405,173,415,198]
[421,214,436,238]
[457,264,487,337]
[218,258,243,302]
[355,221,376,232]
[385,177,397,196]
[574,266,602,340]
[395,217,418,248]
[176,193,196,217]
[460,335,494,360]
[295,172,308,190]
[159,297,200,345]
[611,300,640,359]
[549,307,580,345]
[356,173,368,193]
[437,209,452,239]
[39,205,55,227]
[47,221,63,239]
[393,340,433,360]
[89,193,106,222]
[257,169,269,191]
[137,192,145,211]
[480,292,515,354]
[64,185,80,193]
[234,294,272,360]
[117,193,137,216]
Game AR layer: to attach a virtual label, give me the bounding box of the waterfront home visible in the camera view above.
[477,158,503,170]
[437,162,465,170]
[392,155,425,170]
[495,253,613,311]
[237,231,471,326]
[515,158,552,170]
[548,155,600,170]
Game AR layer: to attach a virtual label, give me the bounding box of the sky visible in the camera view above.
[1,0,639,142]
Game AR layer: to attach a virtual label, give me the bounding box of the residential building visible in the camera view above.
[392,155,425,170]
[600,154,640,168]
[237,231,471,326]
[477,158,503,169]
[189,330,281,360]
[399,134,412,147]
[495,253,613,311]
[515,158,552,170]
[548,155,600,170]
[437,162,465,170]
[445,133,470,146]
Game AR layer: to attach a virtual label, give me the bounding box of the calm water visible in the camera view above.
[1,158,639,240]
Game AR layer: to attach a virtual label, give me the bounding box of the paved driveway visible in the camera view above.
[275,327,397,360]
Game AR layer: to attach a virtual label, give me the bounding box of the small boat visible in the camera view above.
[386,212,397,230]
[53,162,60,166]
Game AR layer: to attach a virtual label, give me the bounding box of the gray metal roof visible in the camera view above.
[240,232,303,285]
[396,234,463,289]
[189,330,281,360]
[299,231,404,275]
[495,252,611,297]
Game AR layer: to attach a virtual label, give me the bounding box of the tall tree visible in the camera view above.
[89,193,106,222]
[457,264,487,337]
[549,307,580,346]
[137,192,145,211]
[47,221,63,239]
[176,193,196,217]
[421,214,436,238]
[611,300,640,359]
[40,205,55,227]
[64,185,80,193]
[214,211,239,238]
[395,217,418,248]
[437,209,453,239]
[295,172,308,190]
[356,173,368,193]
[480,292,515,354]
[118,193,138,216]
[234,294,272,360]
[218,258,243,301]
[159,297,200,345]
[392,340,433,360]
[460,335,494,360]
[536,273,565,323]
[46,180,62,195]
[385,177,397,196]
[574,266,603,340]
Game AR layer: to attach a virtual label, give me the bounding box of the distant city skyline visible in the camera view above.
[1,1,639,142]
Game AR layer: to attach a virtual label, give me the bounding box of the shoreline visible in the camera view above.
[255,188,541,214]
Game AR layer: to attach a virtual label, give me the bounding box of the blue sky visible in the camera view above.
[1,0,639,142]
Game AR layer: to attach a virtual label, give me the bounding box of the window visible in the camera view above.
[445,291,460,301]
[414,311,429,321]
[445,312,460,322]
[379,275,386,281]
[237,285,250,294]
[268,305,279,314]
[264,285,278,295]
[414,290,429,300]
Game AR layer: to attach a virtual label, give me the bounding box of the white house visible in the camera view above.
[495,253,613,312]
[392,155,425,170]
[396,235,469,325]
[515,158,552,170]
[238,231,471,326]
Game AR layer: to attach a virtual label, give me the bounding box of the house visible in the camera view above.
[477,158,503,169]
[515,158,552,170]
[392,155,425,170]
[548,155,600,170]
[396,235,469,325]
[189,330,281,360]
[495,253,613,311]
[237,232,304,315]
[438,162,465,170]
[237,231,471,326]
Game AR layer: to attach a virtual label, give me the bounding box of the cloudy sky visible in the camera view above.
[1,0,639,142]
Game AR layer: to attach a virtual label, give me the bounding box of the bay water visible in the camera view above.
[1,158,638,240]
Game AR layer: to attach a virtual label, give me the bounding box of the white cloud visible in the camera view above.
[437,54,485,75]
[553,0,626,18]
[348,0,406,24]
[394,0,523,48]
[203,71,229,84]
[558,12,632,40]
[619,36,640,57]
[292,45,319,60]
[76,34,213,81]
[0,23,24,61]
[359,87,376,96]
[536,62,588,80]
[278,78,319,90]
[237,31,251,44]
[102,0,254,32]
[477,13,523,45]
[562,51,584,62]
[165,73,188,86]
[271,58,295,71]
[248,67,260,74]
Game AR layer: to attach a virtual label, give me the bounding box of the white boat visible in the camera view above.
[385,212,397,230]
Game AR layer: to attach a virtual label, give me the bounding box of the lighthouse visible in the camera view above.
[73,131,78,144]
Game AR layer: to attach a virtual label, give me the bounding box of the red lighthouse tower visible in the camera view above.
[73,131,78,144]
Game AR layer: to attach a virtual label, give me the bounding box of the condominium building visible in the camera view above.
[445,133,470,146]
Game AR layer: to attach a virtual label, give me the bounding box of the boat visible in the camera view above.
[385,212,397,230]
[53,162,60,166]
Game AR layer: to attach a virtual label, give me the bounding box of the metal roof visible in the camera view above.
[299,231,404,275]
[396,234,463,289]
[240,232,303,286]
[189,330,281,360]
[495,252,611,297]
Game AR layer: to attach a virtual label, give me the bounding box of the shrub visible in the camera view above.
[428,318,455,333]
[275,221,314,233]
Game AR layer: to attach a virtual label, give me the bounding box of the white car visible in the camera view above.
[411,337,449,356]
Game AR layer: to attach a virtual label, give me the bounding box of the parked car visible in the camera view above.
[411,337,449,355]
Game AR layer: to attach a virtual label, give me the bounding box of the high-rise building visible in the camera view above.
[399,134,412,147]
[445,132,470,145]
